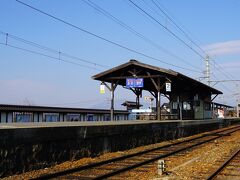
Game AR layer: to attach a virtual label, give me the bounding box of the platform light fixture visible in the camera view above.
[100,82,105,94]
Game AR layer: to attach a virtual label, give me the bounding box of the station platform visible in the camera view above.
[1,118,240,177]
[0,118,236,129]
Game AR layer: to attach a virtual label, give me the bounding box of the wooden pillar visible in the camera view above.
[157,78,161,120]
[157,91,161,120]
[136,94,140,109]
[111,82,114,121]
[102,81,117,121]
[178,95,182,120]
[135,88,141,109]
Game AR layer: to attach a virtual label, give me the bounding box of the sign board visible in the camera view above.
[165,82,171,92]
[132,109,152,113]
[126,78,144,88]
[217,109,224,118]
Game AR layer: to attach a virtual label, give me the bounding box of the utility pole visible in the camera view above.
[205,55,210,86]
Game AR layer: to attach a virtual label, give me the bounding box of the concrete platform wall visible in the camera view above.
[1,119,240,177]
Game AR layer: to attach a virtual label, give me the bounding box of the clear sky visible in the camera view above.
[0,0,240,109]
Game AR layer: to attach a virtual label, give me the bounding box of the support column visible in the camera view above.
[7,112,13,123]
[1,112,7,123]
[111,82,114,121]
[157,91,161,120]
[178,95,182,120]
[136,94,140,109]
[157,77,161,120]
[134,88,142,109]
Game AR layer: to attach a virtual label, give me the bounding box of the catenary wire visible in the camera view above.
[146,0,238,85]
[15,0,202,73]
[149,0,238,86]
[0,30,108,68]
[128,0,205,60]
[150,0,207,55]
[0,42,101,71]
[129,0,238,97]
[82,0,201,72]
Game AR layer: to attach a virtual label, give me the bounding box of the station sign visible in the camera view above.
[165,82,171,92]
[126,78,144,88]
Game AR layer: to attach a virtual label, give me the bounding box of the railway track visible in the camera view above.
[207,148,240,180]
[32,125,240,180]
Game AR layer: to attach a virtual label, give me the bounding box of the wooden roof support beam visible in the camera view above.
[211,94,218,102]
[162,94,170,101]
[146,72,159,91]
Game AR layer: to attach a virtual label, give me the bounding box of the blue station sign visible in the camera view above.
[126,78,144,88]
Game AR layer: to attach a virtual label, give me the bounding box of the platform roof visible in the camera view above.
[0,104,129,114]
[92,60,222,95]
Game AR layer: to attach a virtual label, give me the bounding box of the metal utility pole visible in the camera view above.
[205,55,210,86]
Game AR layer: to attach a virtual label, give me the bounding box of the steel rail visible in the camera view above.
[207,148,240,180]
[93,128,240,179]
[31,125,240,180]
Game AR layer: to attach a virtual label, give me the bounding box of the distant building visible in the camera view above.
[0,104,129,123]
[121,101,142,111]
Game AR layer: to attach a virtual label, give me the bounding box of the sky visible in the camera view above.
[0,0,240,109]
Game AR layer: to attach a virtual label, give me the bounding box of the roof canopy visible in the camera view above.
[92,60,222,95]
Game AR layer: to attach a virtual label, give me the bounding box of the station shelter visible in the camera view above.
[121,101,142,111]
[92,59,223,120]
[212,102,235,118]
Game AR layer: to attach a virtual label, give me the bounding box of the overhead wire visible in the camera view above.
[15,0,202,73]
[128,0,206,60]
[210,58,237,80]
[0,41,101,71]
[82,0,201,72]
[213,64,235,80]
[130,0,238,104]
[150,0,207,55]
[0,30,108,69]
[145,0,238,89]
[211,73,236,94]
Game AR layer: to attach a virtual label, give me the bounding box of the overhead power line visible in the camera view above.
[0,42,101,71]
[16,0,202,73]
[211,60,236,80]
[211,74,236,94]
[0,30,108,69]
[82,0,201,72]
[128,0,205,60]
[146,0,237,86]
[150,0,207,55]
[132,0,238,91]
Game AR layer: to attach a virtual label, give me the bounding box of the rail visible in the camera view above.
[207,148,240,180]
[31,125,240,180]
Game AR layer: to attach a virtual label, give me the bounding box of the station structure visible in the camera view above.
[0,59,236,123]
[92,59,224,120]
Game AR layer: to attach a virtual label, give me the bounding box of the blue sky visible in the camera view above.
[0,0,240,109]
